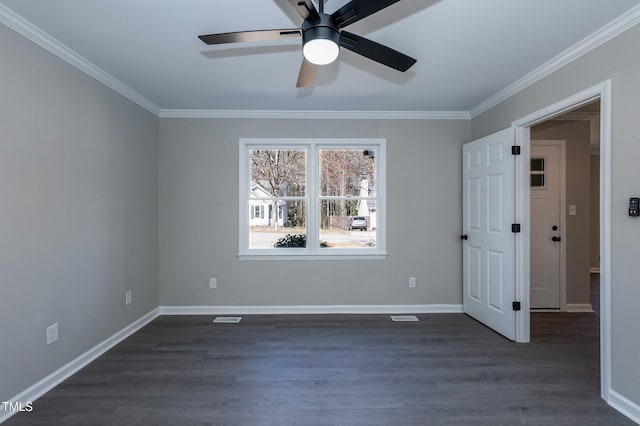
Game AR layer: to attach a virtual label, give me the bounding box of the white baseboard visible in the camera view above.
[608,389,640,425]
[590,267,601,274]
[0,308,160,424]
[566,303,594,313]
[159,304,464,315]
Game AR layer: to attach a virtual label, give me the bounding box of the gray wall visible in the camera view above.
[0,24,159,401]
[470,23,640,408]
[159,118,469,307]
[531,120,591,305]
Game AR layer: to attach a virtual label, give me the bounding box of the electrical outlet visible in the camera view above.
[409,277,416,288]
[209,278,217,289]
[125,290,132,306]
[46,323,58,345]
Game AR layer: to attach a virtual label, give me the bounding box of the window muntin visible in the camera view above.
[240,139,386,258]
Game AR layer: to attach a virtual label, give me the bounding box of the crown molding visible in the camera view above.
[469,4,640,119]
[4,0,639,123]
[160,109,470,120]
[0,4,162,117]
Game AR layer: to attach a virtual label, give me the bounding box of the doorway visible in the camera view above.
[513,80,611,399]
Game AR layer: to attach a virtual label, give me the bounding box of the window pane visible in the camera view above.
[250,149,306,197]
[249,201,306,249]
[319,200,376,249]
[531,174,545,188]
[320,149,376,197]
[531,158,545,172]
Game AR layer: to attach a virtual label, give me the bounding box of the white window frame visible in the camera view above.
[239,138,387,260]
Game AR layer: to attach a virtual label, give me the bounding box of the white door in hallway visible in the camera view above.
[530,142,563,309]
[462,128,516,340]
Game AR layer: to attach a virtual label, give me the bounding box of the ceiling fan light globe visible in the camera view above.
[303,38,339,65]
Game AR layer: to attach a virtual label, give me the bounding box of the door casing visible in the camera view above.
[511,80,612,401]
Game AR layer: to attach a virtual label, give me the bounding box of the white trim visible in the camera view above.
[608,390,640,425]
[0,308,160,424]
[159,109,470,120]
[159,304,463,315]
[565,304,594,313]
[238,253,387,261]
[512,81,612,403]
[513,125,530,343]
[590,267,601,274]
[0,4,161,116]
[470,5,640,118]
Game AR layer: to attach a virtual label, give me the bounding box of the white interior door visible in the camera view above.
[462,128,516,340]
[530,142,563,309]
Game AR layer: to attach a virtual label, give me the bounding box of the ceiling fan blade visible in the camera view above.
[288,0,319,21]
[199,29,301,45]
[296,58,319,88]
[332,0,401,28]
[339,31,416,72]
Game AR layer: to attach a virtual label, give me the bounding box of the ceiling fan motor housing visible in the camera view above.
[302,13,340,52]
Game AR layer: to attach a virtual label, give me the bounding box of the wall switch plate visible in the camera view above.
[569,204,577,216]
[409,277,416,288]
[46,323,58,345]
[125,290,132,306]
[209,278,217,289]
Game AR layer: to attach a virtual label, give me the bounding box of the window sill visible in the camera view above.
[238,252,388,261]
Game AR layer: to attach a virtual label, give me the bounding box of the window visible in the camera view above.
[531,157,546,188]
[239,139,386,259]
[250,205,264,219]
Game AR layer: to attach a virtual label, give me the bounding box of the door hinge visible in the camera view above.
[511,145,521,155]
[512,223,521,233]
[512,301,521,311]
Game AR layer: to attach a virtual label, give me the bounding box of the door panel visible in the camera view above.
[463,128,516,340]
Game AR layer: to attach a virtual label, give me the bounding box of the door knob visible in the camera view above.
[460,234,468,241]
[552,236,561,242]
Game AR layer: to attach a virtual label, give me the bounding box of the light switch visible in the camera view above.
[569,205,577,216]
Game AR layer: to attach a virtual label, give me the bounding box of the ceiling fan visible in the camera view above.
[198,0,417,87]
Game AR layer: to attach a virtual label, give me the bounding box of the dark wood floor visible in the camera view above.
[6,276,633,425]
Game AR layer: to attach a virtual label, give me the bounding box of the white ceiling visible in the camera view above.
[1,0,639,113]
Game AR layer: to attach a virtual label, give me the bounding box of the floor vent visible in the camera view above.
[391,315,419,322]
[213,317,242,324]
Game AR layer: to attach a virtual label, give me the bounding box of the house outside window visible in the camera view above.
[239,139,386,259]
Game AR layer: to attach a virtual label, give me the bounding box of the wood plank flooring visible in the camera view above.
[5,277,634,425]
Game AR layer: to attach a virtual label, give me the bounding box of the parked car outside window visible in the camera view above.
[348,216,367,231]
